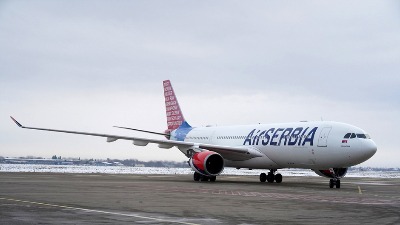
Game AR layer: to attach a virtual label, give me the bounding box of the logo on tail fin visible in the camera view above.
[163,80,187,134]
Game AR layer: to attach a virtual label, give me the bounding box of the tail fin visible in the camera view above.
[163,80,188,134]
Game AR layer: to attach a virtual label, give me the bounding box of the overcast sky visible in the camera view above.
[1,1,399,167]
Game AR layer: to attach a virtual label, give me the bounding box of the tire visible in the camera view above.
[336,180,341,189]
[193,172,200,181]
[260,173,267,182]
[200,175,209,182]
[266,173,275,183]
[329,179,334,188]
[275,173,283,183]
[210,176,216,182]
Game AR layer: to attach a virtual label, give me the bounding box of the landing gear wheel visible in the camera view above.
[275,173,282,183]
[329,179,334,188]
[260,173,267,182]
[200,175,209,182]
[336,180,341,189]
[266,173,275,183]
[193,172,200,181]
[329,179,341,188]
[209,176,216,182]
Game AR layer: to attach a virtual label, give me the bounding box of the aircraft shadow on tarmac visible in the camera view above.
[154,175,342,191]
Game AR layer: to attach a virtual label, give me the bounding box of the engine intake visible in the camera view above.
[189,151,224,176]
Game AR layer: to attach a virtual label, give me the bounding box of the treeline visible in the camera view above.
[348,167,400,172]
[0,156,188,168]
[105,158,188,168]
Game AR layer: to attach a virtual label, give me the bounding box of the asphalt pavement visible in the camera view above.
[0,172,399,225]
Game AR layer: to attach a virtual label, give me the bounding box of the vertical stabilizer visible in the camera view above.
[163,80,188,134]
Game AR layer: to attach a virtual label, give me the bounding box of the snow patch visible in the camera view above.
[1,164,399,178]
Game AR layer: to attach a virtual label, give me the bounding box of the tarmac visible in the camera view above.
[0,172,399,225]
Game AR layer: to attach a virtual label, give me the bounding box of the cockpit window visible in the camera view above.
[357,134,371,139]
[357,134,366,138]
[344,133,371,139]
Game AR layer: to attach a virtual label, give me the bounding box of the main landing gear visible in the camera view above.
[193,172,216,182]
[260,170,282,183]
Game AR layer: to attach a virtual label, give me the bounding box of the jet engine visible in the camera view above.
[189,151,224,176]
[313,168,348,178]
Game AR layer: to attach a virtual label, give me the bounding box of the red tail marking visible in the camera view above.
[163,80,185,133]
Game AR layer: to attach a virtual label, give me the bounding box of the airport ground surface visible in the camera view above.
[0,172,399,225]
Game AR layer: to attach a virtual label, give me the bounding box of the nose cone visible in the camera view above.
[363,140,377,160]
[350,139,377,166]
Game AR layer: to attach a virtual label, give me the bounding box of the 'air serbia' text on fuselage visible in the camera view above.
[243,127,318,146]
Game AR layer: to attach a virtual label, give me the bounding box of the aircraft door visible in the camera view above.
[208,130,216,144]
[317,127,332,147]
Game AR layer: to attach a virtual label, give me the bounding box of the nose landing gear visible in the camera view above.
[328,168,341,188]
[329,178,341,188]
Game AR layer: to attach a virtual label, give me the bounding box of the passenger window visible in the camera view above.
[350,133,356,139]
[343,133,351,139]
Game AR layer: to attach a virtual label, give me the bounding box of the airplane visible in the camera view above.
[10,80,377,188]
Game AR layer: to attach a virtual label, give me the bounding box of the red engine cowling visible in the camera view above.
[189,151,224,176]
[313,168,348,178]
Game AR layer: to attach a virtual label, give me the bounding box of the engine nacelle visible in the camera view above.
[314,168,348,178]
[189,151,224,176]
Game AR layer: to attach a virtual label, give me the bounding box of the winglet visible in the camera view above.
[10,116,23,128]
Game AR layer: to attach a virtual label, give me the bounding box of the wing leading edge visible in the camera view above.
[10,117,264,160]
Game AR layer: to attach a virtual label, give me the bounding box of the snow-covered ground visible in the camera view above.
[1,164,399,178]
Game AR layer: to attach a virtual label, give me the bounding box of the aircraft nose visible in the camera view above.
[364,140,377,159]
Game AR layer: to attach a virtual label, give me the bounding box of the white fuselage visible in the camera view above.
[171,121,377,170]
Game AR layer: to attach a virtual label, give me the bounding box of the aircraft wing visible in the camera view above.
[10,117,264,160]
